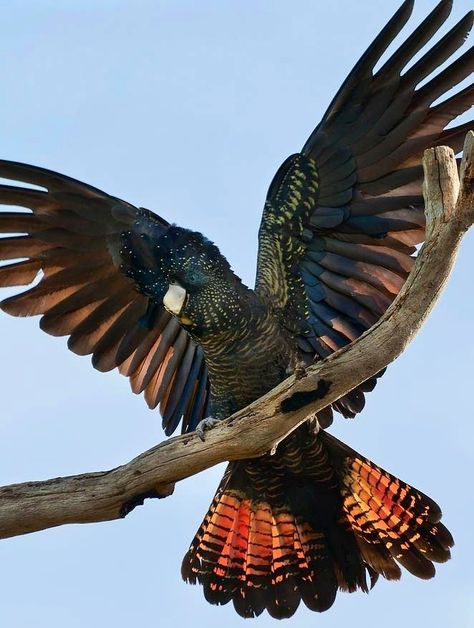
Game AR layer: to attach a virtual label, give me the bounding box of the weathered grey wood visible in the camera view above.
[0,133,473,540]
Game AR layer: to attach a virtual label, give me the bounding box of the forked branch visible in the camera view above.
[0,132,473,540]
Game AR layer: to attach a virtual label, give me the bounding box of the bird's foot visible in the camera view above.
[196,416,221,441]
[286,358,308,380]
[307,413,321,435]
[294,362,307,380]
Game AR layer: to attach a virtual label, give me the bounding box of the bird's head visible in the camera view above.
[158,227,249,337]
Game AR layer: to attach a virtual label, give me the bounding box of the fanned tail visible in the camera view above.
[182,429,453,619]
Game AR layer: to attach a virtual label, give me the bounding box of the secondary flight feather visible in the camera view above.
[0,0,472,618]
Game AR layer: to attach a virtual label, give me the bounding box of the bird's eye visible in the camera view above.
[187,269,204,286]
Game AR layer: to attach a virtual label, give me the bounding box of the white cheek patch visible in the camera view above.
[163,283,187,315]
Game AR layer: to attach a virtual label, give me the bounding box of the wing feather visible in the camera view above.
[256,2,473,423]
[0,161,208,434]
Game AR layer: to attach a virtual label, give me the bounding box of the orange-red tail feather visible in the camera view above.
[182,429,453,619]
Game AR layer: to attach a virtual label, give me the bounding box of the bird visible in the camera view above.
[0,0,472,619]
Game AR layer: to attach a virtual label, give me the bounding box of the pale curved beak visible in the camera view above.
[163,282,187,315]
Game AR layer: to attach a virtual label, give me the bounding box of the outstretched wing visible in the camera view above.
[0,161,209,435]
[256,0,473,423]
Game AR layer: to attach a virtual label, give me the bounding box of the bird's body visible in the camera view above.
[0,0,472,619]
[200,303,291,420]
[121,222,296,419]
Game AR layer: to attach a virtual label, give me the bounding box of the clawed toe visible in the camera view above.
[196,416,221,441]
[286,358,308,380]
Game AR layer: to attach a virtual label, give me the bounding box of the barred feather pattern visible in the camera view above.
[182,427,453,619]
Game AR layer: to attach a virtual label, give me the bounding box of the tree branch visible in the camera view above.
[1,133,473,541]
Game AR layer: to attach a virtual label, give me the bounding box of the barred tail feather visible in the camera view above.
[182,432,453,619]
[323,432,454,580]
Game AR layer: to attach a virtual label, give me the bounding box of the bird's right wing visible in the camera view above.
[0,161,209,435]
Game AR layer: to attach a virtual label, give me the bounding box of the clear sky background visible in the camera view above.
[0,1,473,626]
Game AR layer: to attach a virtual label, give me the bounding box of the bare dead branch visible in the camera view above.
[0,132,473,541]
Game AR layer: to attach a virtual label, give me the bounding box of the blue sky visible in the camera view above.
[0,1,473,626]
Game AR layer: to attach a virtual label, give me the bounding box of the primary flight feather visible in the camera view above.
[0,0,472,618]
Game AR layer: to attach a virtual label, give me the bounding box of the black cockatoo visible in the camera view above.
[0,0,472,619]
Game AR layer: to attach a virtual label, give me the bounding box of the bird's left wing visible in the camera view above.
[0,161,209,435]
[255,0,473,424]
